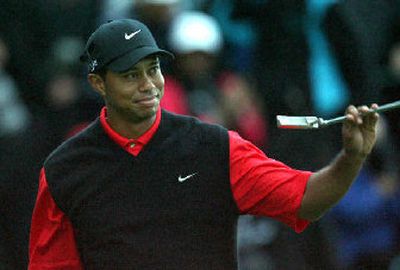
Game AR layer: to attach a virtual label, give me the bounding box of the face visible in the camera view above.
[90,56,165,123]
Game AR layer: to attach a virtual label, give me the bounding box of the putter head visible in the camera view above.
[276,115,321,129]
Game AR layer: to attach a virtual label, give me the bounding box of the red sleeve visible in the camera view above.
[229,131,312,233]
[29,168,83,270]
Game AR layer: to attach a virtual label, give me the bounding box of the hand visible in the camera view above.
[342,104,379,159]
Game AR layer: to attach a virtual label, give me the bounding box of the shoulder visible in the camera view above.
[44,118,104,167]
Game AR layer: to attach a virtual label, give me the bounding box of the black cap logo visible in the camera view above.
[124,29,142,40]
[89,59,98,72]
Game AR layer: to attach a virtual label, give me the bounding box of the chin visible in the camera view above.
[131,107,157,122]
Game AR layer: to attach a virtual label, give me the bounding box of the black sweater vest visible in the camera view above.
[44,111,240,269]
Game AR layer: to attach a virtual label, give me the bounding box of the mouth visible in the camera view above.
[133,94,159,107]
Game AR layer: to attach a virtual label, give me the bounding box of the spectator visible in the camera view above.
[0,36,31,138]
[165,10,268,148]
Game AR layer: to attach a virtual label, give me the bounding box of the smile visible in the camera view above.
[134,95,158,107]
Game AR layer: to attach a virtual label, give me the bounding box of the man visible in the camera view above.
[28,19,379,269]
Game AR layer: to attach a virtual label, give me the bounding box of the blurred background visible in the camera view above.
[0,0,400,269]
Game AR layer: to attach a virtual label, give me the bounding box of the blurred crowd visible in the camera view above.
[0,0,400,269]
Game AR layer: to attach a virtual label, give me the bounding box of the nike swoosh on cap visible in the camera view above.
[125,29,141,40]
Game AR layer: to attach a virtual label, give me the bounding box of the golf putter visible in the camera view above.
[277,99,400,129]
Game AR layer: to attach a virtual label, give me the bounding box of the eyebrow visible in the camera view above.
[148,59,160,66]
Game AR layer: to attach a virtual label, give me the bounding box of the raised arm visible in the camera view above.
[298,104,379,221]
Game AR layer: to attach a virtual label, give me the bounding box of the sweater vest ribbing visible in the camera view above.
[44,110,240,269]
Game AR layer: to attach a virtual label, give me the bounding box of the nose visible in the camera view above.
[138,73,155,92]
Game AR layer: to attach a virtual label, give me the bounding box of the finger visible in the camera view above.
[356,105,370,124]
[365,103,379,127]
[352,103,379,129]
[343,106,358,134]
[345,105,359,125]
[370,103,379,111]
[358,105,369,114]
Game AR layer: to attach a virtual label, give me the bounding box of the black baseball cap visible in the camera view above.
[80,19,173,73]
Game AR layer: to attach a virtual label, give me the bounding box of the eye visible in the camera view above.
[123,72,138,80]
[148,65,160,76]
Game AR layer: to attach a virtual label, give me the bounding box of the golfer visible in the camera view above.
[29,19,379,269]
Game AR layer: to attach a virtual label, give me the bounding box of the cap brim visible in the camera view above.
[107,46,174,72]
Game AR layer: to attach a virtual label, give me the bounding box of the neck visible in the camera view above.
[106,110,157,139]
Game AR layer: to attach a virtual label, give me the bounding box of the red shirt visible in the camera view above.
[29,107,311,269]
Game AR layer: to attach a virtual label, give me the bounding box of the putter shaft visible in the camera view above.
[277,99,400,129]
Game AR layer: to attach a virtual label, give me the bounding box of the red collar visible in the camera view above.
[99,107,161,156]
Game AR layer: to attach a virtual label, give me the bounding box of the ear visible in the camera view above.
[87,73,106,97]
